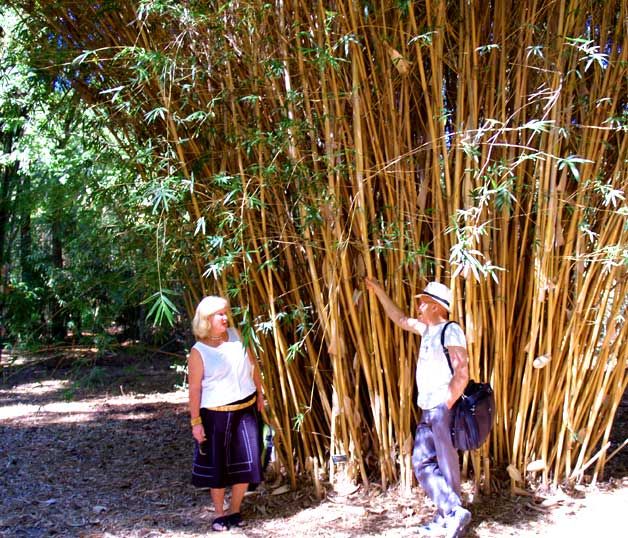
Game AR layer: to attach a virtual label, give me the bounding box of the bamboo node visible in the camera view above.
[386,46,411,76]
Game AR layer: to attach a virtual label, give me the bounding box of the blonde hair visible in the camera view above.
[192,296,229,339]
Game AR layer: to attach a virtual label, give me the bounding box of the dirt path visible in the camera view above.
[1,350,625,537]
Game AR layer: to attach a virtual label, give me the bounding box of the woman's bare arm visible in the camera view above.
[247,349,265,412]
[188,348,206,442]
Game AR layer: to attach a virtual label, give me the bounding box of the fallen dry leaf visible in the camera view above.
[507,464,523,483]
[526,459,546,472]
[271,484,291,496]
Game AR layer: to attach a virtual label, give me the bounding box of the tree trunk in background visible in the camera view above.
[0,125,20,358]
[0,129,17,275]
[0,167,10,272]
[18,174,35,286]
[48,213,66,341]
[0,163,12,361]
[46,105,77,342]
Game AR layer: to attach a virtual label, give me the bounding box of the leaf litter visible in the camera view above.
[1,348,626,537]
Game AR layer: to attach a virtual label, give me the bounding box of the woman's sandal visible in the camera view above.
[211,515,230,532]
[227,512,245,528]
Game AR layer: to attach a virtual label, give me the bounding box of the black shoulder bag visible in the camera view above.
[441,321,495,451]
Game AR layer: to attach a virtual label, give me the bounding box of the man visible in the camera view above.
[365,278,471,538]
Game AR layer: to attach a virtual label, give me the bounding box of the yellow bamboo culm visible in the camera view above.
[20,0,628,492]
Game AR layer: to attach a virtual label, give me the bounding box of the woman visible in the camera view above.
[188,296,264,531]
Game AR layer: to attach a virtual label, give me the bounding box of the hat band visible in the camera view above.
[422,290,449,307]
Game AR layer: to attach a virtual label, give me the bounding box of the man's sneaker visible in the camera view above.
[444,507,471,538]
[417,512,446,536]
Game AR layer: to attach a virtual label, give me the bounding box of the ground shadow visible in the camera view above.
[0,400,327,537]
[0,351,328,537]
[1,346,183,407]
[2,349,625,537]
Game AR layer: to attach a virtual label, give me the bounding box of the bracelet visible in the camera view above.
[190,416,202,426]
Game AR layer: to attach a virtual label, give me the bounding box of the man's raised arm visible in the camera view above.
[365,277,425,335]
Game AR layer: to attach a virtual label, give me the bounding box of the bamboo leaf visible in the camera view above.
[556,155,593,181]
[194,216,206,236]
[72,49,98,64]
[144,107,168,123]
[143,290,179,327]
[522,119,555,134]
[476,44,500,55]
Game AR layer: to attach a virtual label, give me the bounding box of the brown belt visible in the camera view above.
[205,394,256,412]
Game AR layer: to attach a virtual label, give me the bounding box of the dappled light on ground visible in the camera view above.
[1,351,626,537]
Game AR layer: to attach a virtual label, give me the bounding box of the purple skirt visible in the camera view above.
[191,395,262,489]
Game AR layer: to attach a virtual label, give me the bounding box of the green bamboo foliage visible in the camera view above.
[12,0,627,490]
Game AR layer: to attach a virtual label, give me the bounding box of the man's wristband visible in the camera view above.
[190,417,202,427]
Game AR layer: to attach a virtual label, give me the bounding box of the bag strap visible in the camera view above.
[440,320,456,375]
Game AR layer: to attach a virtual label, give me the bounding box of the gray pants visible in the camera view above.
[412,403,462,516]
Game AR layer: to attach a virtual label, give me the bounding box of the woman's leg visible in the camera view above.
[210,487,226,516]
[210,488,230,531]
[229,482,249,513]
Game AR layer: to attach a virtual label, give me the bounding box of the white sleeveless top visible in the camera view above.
[194,328,257,408]
[416,321,466,410]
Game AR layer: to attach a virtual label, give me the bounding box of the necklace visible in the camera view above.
[207,333,225,341]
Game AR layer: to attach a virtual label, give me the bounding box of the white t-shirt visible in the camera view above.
[416,321,467,410]
[194,328,257,408]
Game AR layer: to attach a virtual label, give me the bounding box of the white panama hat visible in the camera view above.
[415,282,452,312]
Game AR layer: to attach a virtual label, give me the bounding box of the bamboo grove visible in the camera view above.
[10,0,627,490]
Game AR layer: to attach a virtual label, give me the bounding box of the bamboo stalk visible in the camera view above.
[15,0,628,492]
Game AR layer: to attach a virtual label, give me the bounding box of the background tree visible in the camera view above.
[0,8,176,348]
